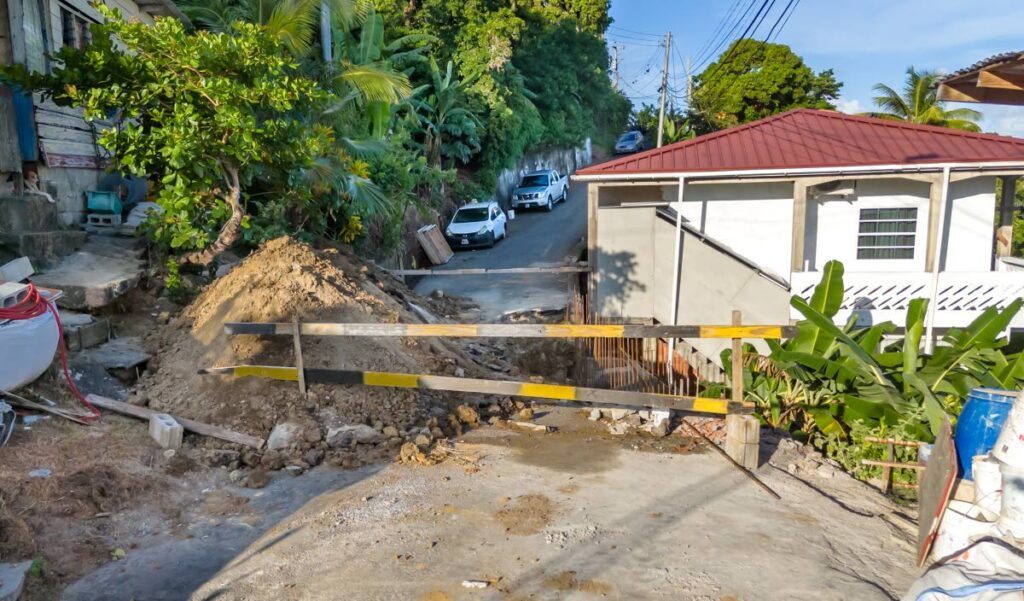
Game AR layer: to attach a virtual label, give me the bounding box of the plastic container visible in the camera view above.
[954,388,1016,479]
[0,311,59,391]
[931,499,997,563]
[86,190,122,215]
[994,393,1024,468]
[1000,462,1024,538]
[972,454,1003,515]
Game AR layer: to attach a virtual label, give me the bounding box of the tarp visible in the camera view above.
[0,311,59,391]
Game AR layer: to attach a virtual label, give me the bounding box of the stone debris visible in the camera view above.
[461,580,489,589]
[267,422,302,451]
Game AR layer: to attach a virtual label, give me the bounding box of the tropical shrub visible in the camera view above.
[712,261,1024,453]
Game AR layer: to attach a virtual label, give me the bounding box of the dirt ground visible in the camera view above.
[59,407,921,601]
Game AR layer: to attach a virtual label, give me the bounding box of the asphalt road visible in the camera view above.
[414,182,586,319]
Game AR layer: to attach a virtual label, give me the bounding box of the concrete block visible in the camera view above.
[725,414,760,470]
[0,257,34,282]
[0,560,33,601]
[31,249,143,309]
[149,413,183,450]
[63,317,110,351]
[0,282,29,308]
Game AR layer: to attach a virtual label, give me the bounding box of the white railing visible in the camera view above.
[790,271,1024,329]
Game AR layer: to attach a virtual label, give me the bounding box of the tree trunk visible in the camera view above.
[180,164,242,266]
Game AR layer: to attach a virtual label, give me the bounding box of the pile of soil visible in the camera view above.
[135,237,491,470]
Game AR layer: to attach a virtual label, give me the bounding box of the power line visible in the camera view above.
[607,24,662,38]
[691,0,760,73]
[690,0,746,70]
[698,0,776,86]
[769,0,801,42]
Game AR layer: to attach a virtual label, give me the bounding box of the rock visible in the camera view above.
[609,409,634,421]
[455,404,480,425]
[0,560,33,601]
[488,416,502,425]
[623,414,643,428]
[650,410,672,428]
[430,427,445,440]
[303,427,323,444]
[303,447,325,466]
[228,469,247,484]
[284,465,304,477]
[205,449,241,467]
[588,408,602,421]
[517,407,535,421]
[414,434,432,447]
[650,420,669,438]
[245,469,269,489]
[267,422,302,451]
[608,422,630,436]
[260,451,285,471]
[382,425,400,438]
[326,424,382,447]
[454,367,466,378]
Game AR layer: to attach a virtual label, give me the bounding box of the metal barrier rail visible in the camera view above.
[198,365,752,415]
[225,322,796,339]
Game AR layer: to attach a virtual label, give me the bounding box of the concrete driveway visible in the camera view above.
[414,184,586,320]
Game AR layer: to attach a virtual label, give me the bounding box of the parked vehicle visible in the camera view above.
[511,169,569,212]
[444,201,508,249]
[614,130,646,154]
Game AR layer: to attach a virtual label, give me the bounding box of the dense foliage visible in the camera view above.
[868,67,983,132]
[712,260,1024,478]
[373,0,630,186]
[688,39,841,133]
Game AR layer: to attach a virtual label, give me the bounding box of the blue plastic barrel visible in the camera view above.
[954,388,1016,480]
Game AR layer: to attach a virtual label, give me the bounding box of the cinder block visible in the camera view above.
[149,413,184,450]
[0,257,34,282]
[0,282,29,308]
[725,414,760,470]
[64,317,110,351]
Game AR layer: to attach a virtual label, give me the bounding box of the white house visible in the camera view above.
[574,109,1024,362]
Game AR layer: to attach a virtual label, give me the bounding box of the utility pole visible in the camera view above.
[656,31,672,148]
[612,44,620,91]
[685,56,694,105]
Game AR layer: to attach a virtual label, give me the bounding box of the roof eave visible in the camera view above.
[572,161,1024,183]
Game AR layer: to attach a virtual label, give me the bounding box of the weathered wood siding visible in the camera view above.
[0,0,23,173]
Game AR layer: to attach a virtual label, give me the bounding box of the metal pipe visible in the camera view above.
[924,166,951,353]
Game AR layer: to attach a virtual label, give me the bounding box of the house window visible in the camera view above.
[60,4,94,50]
[857,208,917,260]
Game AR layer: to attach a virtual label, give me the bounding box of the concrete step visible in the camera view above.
[0,230,88,267]
[32,250,144,309]
[82,236,146,260]
[60,310,111,350]
[0,195,59,231]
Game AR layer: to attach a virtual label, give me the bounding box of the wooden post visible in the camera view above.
[996,176,1018,259]
[725,310,758,469]
[587,183,599,313]
[292,317,306,396]
[924,173,945,272]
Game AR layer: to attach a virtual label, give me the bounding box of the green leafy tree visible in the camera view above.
[689,39,841,133]
[2,8,346,264]
[412,60,482,166]
[868,67,982,132]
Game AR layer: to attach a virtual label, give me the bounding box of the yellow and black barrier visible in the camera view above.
[198,365,752,415]
[225,322,795,340]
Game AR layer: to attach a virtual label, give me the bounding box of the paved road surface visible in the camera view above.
[414,182,586,319]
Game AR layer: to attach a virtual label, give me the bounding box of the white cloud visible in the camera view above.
[977,105,1024,138]
[835,98,864,115]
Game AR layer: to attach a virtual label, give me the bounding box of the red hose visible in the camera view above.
[0,283,101,423]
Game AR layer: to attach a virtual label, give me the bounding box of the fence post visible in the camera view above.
[725,310,759,469]
[882,441,894,495]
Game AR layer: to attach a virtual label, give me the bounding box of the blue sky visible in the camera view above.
[607,0,1024,136]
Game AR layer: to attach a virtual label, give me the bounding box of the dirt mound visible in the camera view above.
[137,237,465,466]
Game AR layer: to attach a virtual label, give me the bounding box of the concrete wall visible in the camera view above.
[945,176,996,272]
[593,201,791,365]
[493,140,592,208]
[37,164,99,225]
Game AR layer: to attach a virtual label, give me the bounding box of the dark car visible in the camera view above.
[614,131,646,154]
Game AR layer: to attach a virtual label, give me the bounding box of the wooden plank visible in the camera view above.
[587,183,598,304]
[389,264,591,276]
[199,365,752,415]
[924,173,944,271]
[861,459,924,471]
[34,109,93,130]
[37,122,97,145]
[997,176,1018,258]
[917,418,955,566]
[86,394,265,449]
[225,321,797,339]
[292,317,306,396]
[0,89,22,172]
[730,311,743,405]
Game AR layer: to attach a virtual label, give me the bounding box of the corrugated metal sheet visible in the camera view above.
[941,50,1024,83]
[578,109,1024,176]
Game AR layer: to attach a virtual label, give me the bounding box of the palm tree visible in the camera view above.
[868,67,983,132]
[412,60,481,167]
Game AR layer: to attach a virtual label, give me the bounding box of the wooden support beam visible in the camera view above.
[200,365,753,416]
[938,82,1024,106]
[225,321,797,340]
[790,181,808,272]
[292,317,306,396]
[587,183,599,307]
[924,173,944,272]
[388,264,590,276]
[87,394,265,449]
[997,176,1018,259]
[978,69,1024,91]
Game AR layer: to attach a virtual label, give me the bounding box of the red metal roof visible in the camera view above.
[578,109,1024,177]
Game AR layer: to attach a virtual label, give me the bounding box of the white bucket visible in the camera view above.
[993,391,1024,468]
[973,454,1003,515]
[931,500,998,562]
[508,209,516,220]
[1000,461,1024,537]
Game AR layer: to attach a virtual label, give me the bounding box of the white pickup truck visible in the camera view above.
[510,169,569,212]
